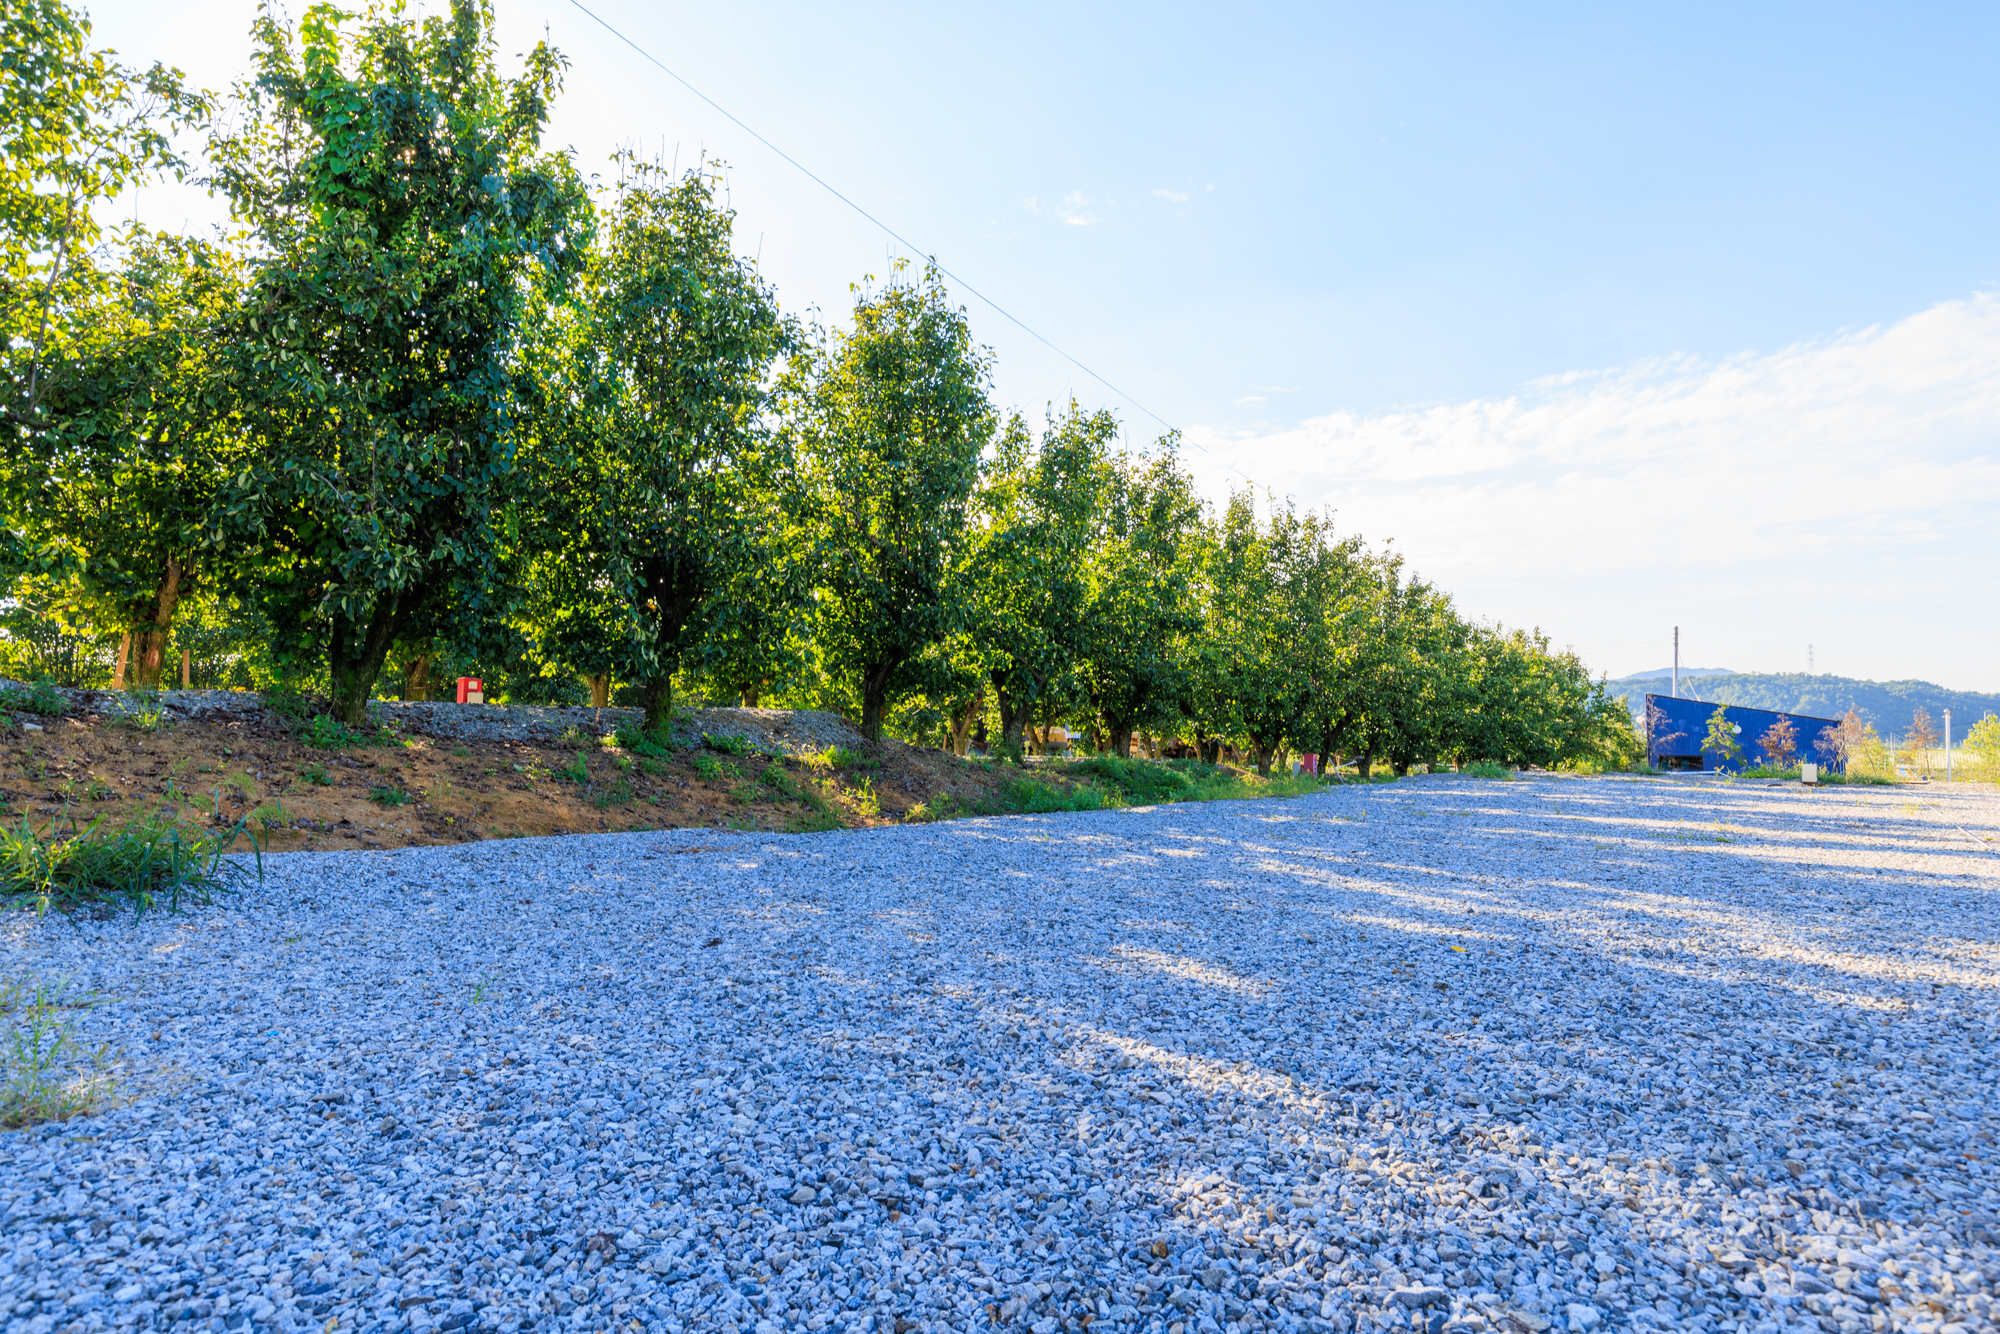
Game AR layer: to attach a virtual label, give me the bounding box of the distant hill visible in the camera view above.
[1613,666,1736,682]
[1607,672,2000,735]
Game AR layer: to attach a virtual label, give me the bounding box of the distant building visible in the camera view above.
[1644,693,1843,773]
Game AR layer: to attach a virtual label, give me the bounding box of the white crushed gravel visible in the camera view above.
[7,683,867,757]
[1,774,1996,1334]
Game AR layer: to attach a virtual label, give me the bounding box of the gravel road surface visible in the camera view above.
[2,774,1995,1334]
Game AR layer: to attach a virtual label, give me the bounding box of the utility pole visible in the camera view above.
[1673,627,1680,699]
[1808,644,1814,675]
[1946,710,1953,783]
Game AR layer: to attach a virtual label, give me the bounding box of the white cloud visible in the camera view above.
[1058,191,1096,226]
[1234,395,1267,406]
[1153,188,1189,202]
[1183,294,2000,688]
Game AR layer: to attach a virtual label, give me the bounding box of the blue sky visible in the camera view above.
[96,1,2000,690]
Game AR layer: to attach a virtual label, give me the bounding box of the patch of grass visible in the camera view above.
[638,756,669,776]
[0,978,116,1128]
[0,809,261,917]
[806,745,876,772]
[302,714,366,749]
[1063,754,1198,803]
[1462,761,1510,780]
[114,693,168,732]
[249,800,290,831]
[759,760,799,796]
[6,679,67,718]
[556,751,589,784]
[611,721,673,757]
[260,683,310,724]
[589,778,634,809]
[1822,770,1895,786]
[692,753,730,781]
[557,724,591,747]
[1733,765,1801,780]
[367,787,410,808]
[451,746,471,758]
[299,762,331,786]
[704,732,755,756]
[851,776,882,817]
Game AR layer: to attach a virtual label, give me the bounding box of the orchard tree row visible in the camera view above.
[0,0,1634,773]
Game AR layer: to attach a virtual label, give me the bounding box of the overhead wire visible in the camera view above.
[565,0,1254,483]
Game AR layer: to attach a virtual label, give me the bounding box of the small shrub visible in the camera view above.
[1463,761,1509,780]
[0,978,115,1128]
[114,694,167,732]
[260,683,309,724]
[999,776,1110,815]
[851,776,882,817]
[692,753,728,780]
[557,724,590,747]
[367,787,410,808]
[451,746,471,758]
[299,762,331,786]
[1065,755,1195,804]
[249,800,290,830]
[806,744,876,772]
[0,810,260,917]
[556,752,589,784]
[703,732,755,756]
[7,679,67,718]
[589,778,634,809]
[611,721,672,757]
[638,756,668,776]
[759,760,797,796]
[302,714,365,749]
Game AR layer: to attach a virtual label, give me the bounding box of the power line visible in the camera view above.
[566,0,1252,481]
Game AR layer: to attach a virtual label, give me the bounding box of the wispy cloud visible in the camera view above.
[1184,294,2000,686]
[1153,188,1190,202]
[1234,395,1267,406]
[1024,192,1098,226]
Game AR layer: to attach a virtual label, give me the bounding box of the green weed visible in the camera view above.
[556,751,589,784]
[589,778,634,809]
[1462,761,1510,780]
[806,745,876,772]
[704,732,754,756]
[557,724,590,747]
[260,683,310,724]
[302,714,365,749]
[0,809,261,917]
[611,721,672,757]
[6,680,67,718]
[0,978,116,1128]
[367,787,410,808]
[299,762,331,786]
[693,753,729,781]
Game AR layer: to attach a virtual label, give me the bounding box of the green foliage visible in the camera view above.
[555,752,589,785]
[366,787,408,808]
[788,261,995,741]
[514,156,796,732]
[0,978,115,1128]
[301,714,364,750]
[692,753,727,780]
[299,762,330,786]
[1703,706,1747,771]
[211,0,588,724]
[611,720,672,757]
[1463,761,1510,780]
[1063,754,1199,804]
[5,678,67,716]
[0,808,259,917]
[703,732,754,756]
[588,778,633,809]
[806,745,875,772]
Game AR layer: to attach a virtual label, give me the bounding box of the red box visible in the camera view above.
[456,677,484,704]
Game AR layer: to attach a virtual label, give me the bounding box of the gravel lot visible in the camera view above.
[1,774,1995,1334]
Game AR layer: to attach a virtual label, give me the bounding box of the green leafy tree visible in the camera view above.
[1079,441,1205,759]
[787,262,994,742]
[517,158,793,731]
[0,0,209,442]
[210,0,588,722]
[965,402,1115,757]
[1704,705,1745,771]
[8,233,252,687]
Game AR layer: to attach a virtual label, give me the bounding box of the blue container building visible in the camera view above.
[1644,693,1844,773]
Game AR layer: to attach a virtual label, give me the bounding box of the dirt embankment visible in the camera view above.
[0,693,1026,853]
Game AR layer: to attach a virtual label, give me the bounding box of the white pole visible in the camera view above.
[1945,709,1952,783]
[1673,626,1679,699]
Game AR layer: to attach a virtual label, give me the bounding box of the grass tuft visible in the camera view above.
[1462,761,1510,780]
[703,732,755,756]
[0,978,116,1128]
[0,808,260,917]
[5,679,67,718]
[367,787,410,808]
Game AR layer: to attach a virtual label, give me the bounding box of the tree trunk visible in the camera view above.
[859,662,896,743]
[328,602,402,726]
[738,683,761,708]
[1253,745,1274,778]
[1357,753,1373,779]
[1109,724,1133,760]
[991,677,1028,759]
[587,673,611,708]
[113,632,130,690]
[1393,758,1410,777]
[633,673,672,733]
[402,655,432,702]
[130,558,185,689]
[948,692,981,756]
